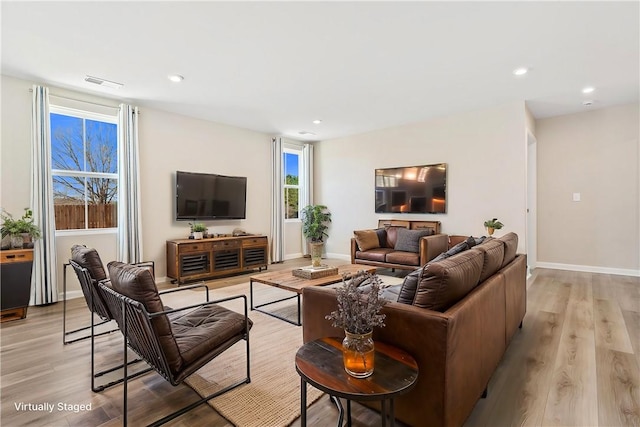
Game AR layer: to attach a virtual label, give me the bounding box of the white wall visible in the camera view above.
[314,102,529,259]
[1,75,272,297]
[536,104,640,274]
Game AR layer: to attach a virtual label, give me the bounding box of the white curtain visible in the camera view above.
[270,137,284,263]
[117,104,143,263]
[300,143,314,256]
[30,85,58,305]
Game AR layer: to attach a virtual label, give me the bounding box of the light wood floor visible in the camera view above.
[1,261,638,426]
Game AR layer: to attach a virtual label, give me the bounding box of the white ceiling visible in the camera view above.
[2,1,639,141]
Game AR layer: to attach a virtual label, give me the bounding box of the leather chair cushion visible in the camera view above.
[394,228,434,253]
[354,230,381,251]
[356,248,394,262]
[380,284,402,302]
[498,232,518,268]
[71,245,107,282]
[107,261,183,373]
[386,251,420,266]
[172,305,252,366]
[413,250,483,311]
[473,239,505,283]
[397,267,423,304]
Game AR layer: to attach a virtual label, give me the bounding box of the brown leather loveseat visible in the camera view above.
[304,232,526,427]
[351,221,447,270]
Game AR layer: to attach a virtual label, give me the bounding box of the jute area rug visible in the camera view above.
[165,281,322,427]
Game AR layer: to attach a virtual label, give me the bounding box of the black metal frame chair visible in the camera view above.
[66,246,210,392]
[99,261,251,426]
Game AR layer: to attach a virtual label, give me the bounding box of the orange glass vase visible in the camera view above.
[342,330,375,378]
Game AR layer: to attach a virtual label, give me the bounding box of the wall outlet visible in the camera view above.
[572,192,581,202]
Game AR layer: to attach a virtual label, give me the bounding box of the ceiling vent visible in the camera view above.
[84,75,123,89]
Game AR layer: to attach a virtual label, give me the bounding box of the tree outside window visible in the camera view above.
[50,109,118,230]
[284,151,300,219]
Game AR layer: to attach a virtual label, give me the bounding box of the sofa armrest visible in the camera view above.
[419,233,449,265]
[350,238,358,264]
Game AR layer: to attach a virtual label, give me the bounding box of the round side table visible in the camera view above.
[295,337,418,427]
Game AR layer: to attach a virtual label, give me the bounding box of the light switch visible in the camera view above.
[572,192,581,202]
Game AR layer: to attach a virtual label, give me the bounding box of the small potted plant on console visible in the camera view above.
[1,208,41,249]
[190,222,207,240]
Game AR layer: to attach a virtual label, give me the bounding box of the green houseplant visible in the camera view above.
[1,208,42,249]
[483,218,504,236]
[190,222,207,240]
[300,205,332,267]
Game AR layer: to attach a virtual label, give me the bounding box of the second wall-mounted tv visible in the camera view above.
[375,163,447,214]
[176,171,247,220]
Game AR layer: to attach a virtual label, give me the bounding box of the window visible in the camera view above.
[283,149,301,219]
[50,106,118,230]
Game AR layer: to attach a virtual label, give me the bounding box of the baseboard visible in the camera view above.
[536,262,640,277]
[284,253,304,261]
[326,253,351,262]
[59,290,83,300]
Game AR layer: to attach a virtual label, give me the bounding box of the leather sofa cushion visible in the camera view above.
[473,239,505,283]
[71,245,107,282]
[356,248,394,262]
[354,229,381,251]
[413,249,483,311]
[397,267,423,304]
[498,232,518,267]
[394,228,434,253]
[172,305,251,366]
[384,226,405,248]
[380,284,402,302]
[386,251,420,266]
[107,261,183,374]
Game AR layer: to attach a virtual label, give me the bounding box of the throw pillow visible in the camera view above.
[354,230,380,251]
[397,267,423,304]
[394,228,433,253]
[430,251,450,263]
[375,228,388,248]
[466,236,477,249]
[445,240,468,257]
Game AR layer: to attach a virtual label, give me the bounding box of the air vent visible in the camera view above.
[84,75,123,89]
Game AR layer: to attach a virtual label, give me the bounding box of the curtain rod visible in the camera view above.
[28,88,121,110]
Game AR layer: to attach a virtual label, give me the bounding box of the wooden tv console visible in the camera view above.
[166,235,268,285]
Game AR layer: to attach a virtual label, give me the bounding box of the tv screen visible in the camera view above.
[375,163,447,214]
[176,171,247,220]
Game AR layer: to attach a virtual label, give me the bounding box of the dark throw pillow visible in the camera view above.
[394,228,433,253]
[397,267,423,304]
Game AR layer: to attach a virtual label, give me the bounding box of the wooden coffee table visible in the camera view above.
[249,264,375,325]
[295,337,418,427]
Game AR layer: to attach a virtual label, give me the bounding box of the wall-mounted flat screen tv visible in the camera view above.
[375,163,447,214]
[176,171,247,220]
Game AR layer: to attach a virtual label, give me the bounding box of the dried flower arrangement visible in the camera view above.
[325,271,388,334]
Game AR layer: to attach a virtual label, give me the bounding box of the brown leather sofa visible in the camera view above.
[351,225,449,270]
[304,232,526,427]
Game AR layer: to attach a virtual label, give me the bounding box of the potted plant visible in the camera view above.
[300,204,332,267]
[325,271,388,378]
[1,208,41,249]
[190,222,207,240]
[483,218,504,236]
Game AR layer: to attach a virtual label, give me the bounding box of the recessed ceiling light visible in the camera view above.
[582,86,595,94]
[84,75,123,89]
[312,119,322,124]
[168,74,184,83]
[512,67,528,76]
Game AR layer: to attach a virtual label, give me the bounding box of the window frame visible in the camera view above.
[49,105,119,235]
[283,146,303,222]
